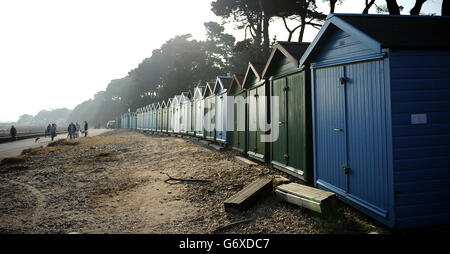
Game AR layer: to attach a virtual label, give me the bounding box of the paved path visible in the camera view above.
[0,129,111,160]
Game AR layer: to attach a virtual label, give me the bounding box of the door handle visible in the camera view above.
[334,128,344,132]
[279,121,285,125]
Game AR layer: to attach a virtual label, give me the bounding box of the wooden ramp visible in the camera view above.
[275,183,337,215]
[224,177,272,213]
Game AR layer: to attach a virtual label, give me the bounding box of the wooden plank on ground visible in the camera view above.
[209,143,223,150]
[235,156,258,166]
[199,140,210,146]
[224,177,273,213]
[275,183,337,216]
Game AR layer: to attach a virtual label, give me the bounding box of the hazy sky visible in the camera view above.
[0,0,443,122]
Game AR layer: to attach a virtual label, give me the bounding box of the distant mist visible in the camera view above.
[16,108,72,126]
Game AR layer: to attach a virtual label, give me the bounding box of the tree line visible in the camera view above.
[67,0,449,127]
[17,108,71,126]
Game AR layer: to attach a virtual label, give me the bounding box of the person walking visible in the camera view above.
[75,122,81,138]
[50,123,57,141]
[84,121,88,137]
[10,125,17,141]
[68,122,75,140]
[45,124,51,138]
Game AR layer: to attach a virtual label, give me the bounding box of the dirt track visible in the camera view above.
[0,130,391,234]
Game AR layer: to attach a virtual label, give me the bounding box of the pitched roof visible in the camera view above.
[166,98,173,107]
[228,74,245,94]
[214,76,233,94]
[203,82,215,97]
[262,41,310,78]
[180,92,190,103]
[338,14,450,49]
[194,85,206,99]
[173,95,182,105]
[242,62,265,88]
[300,14,450,66]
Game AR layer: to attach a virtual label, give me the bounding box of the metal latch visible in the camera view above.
[342,166,350,174]
[334,128,344,132]
[339,77,347,85]
[279,121,285,125]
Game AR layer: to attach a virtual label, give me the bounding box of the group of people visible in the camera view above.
[45,123,58,141]
[67,121,88,140]
[8,121,88,142]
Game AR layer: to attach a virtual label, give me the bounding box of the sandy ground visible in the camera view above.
[0,130,394,234]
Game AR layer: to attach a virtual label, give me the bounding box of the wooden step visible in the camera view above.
[275,183,337,215]
[199,140,210,146]
[224,177,273,213]
[209,143,223,150]
[235,156,258,166]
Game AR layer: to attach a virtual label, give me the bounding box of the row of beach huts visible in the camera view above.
[115,14,450,229]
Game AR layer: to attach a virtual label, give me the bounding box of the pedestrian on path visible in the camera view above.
[75,122,81,138]
[45,124,51,138]
[84,121,88,137]
[68,122,76,140]
[50,123,57,141]
[10,126,17,141]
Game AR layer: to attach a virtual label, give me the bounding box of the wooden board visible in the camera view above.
[275,183,337,215]
[208,143,223,151]
[235,156,258,166]
[224,177,273,213]
[199,140,210,146]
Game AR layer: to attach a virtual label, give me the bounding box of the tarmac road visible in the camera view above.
[0,129,111,160]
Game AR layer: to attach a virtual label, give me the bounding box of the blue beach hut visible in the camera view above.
[300,14,450,228]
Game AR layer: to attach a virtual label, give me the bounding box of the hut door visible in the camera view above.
[314,66,348,193]
[344,61,389,217]
[216,96,223,139]
[211,98,216,137]
[271,78,287,166]
[234,92,246,151]
[256,85,267,154]
[248,89,258,153]
[315,62,389,217]
[191,102,195,132]
[233,100,239,146]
